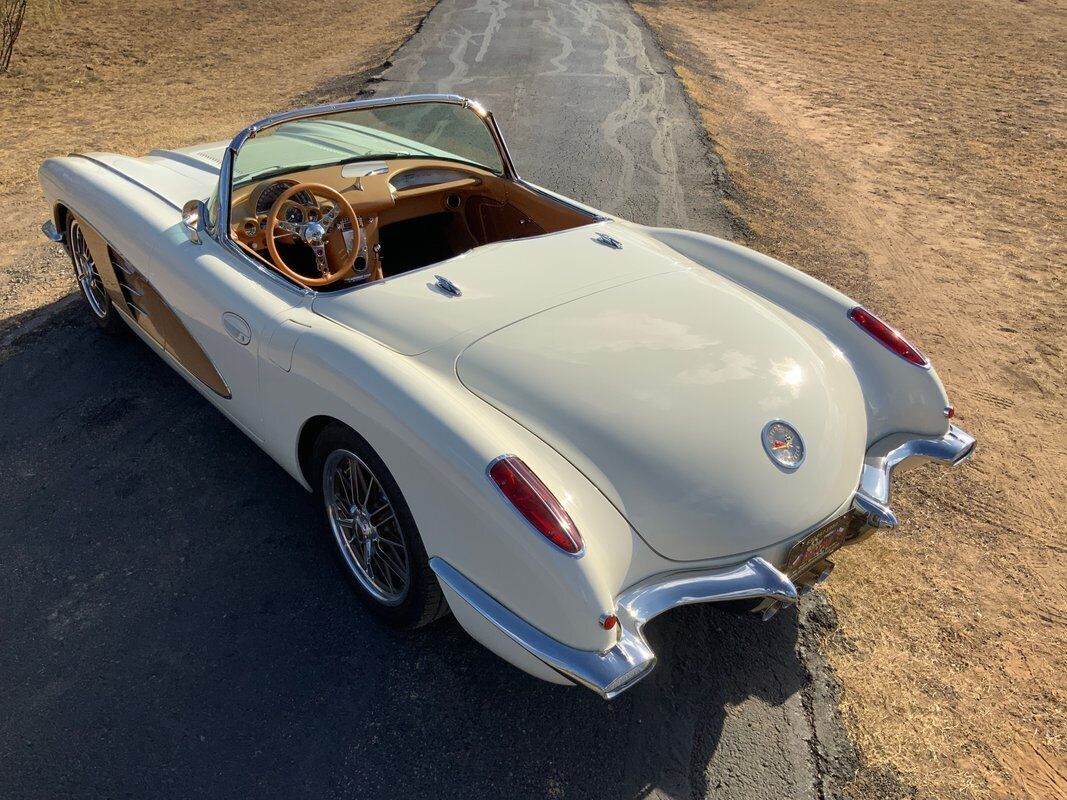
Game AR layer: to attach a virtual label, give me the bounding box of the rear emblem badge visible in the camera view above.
[762,420,805,470]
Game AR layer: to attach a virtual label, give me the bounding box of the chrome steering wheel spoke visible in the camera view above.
[310,244,329,275]
[319,205,341,231]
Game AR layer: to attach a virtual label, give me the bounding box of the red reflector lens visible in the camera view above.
[601,614,618,630]
[848,306,929,367]
[488,456,583,554]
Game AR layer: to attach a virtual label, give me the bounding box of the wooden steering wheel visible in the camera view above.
[265,183,363,287]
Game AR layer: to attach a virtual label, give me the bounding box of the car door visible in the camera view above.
[139,224,307,441]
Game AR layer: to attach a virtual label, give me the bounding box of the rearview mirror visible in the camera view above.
[182,199,208,244]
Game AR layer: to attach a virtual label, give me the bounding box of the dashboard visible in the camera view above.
[229,158,492,252]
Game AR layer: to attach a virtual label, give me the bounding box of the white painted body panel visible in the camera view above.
[38,130,955,684]
[455,263,867,561]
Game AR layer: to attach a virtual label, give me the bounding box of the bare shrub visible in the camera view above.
[1,0,28,73]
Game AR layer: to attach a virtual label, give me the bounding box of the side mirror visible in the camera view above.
[182,199,208,244]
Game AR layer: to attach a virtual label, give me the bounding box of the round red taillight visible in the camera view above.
[488,455,583,555]
[848,306,929,367]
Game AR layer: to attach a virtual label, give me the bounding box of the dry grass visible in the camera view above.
[632,1,1067,798]
[0,0,434,330]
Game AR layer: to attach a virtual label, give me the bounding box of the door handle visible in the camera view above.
[222,312,252,346]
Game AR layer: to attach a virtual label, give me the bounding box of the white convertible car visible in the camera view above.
[39,95,974,697]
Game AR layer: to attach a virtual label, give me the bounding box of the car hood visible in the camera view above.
[456,266,868,562]
[81,142,226,207]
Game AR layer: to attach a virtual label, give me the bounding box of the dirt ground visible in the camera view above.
[0,0,435,335]
[632,1,1066,798]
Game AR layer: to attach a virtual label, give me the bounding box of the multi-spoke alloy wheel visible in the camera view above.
[313,423,447,628]
[69,220,110,320]
[324,449,411,605]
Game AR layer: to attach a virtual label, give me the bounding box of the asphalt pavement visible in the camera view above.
[0,1,859,797]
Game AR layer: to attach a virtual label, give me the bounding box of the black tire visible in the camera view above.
[311,421,448,629]
[66,217,123,335]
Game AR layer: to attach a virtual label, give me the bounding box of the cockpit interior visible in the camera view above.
[226,101,597,291]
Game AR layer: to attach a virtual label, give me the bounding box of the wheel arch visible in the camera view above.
[296,414,343,488]
[296,414,385,489]
[53,202,72,248]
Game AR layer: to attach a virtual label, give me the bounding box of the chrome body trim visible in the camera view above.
[593,232,623,250]
[852,423,975,527]
[41,220,64,243]
[229,94,517,179]
[516,179,610,222]
[431,555,797,699]
[433,274,462,297]
[760,418,806,471]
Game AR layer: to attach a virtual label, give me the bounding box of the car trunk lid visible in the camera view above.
[456,268,867,562]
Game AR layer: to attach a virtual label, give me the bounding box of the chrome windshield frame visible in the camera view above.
[212,95,519,292]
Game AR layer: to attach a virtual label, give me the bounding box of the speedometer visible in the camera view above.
[284,205,304,224]
[256,181,315,215]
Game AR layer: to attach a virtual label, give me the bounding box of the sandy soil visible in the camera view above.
[0,0,435,334]
[632,1,1066,798]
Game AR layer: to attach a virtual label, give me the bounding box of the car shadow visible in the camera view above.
[0,306,821,800]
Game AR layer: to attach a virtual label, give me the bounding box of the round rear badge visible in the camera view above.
[762,420,805,470]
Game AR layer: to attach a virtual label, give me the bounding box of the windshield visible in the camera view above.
[232,101,505,186]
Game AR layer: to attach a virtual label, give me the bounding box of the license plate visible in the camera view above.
[785,514,853,577]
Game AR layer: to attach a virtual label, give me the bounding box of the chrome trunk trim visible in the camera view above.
[431,555,798,699]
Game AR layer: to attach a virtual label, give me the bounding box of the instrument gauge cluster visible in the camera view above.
[255,181,316,215]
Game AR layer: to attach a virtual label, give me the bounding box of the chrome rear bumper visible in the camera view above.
[852,423,975,528]
[433,424,975,699]
[432,556,797,698]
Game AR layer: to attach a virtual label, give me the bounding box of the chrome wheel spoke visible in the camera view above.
[342,461,358,506]
[69,222,108,320]
[367,500,393,525]
[374,545,405,582]
[375,530,405,551]
[323,448,409,605]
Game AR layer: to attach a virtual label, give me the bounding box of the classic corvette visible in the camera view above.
[38,95,974,697]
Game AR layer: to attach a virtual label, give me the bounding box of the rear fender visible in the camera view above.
[262,321,639,654]
[644,227,951,444]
